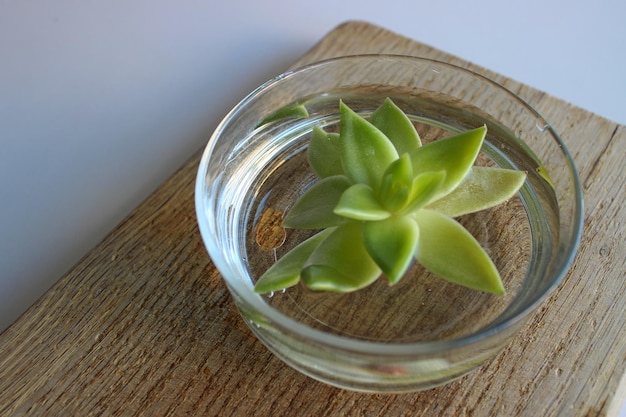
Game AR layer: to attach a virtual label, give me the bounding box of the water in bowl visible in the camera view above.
[221,91,554,344]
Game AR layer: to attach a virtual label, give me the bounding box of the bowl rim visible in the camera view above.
[195,54,584,356]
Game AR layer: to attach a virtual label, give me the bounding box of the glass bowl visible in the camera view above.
[195,55,583,392]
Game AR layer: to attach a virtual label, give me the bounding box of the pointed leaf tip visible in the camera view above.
[334,183,391,221]
[254,229,333,294]
[363,216,419,285]
[414,209,505,294]
[370,98,421,154]
[308,126,343,178]
[258,102,309,127]
[339,101,399,190]
[427,167,527,217]
[282,175,352,229]
[410,125,487,199]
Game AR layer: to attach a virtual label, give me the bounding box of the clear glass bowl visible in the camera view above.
[195,55,583,392]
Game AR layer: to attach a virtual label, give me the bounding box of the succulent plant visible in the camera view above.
[254,99,526,295]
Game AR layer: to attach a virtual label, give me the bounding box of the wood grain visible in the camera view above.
[1,21,624,417]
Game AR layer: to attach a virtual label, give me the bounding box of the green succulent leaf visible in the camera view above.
[301,223,382,292]
[413,209,504,294]
[339,101,399,190]
[409,125,486,199]
[283,175,351,229]
[378,153,414,213]
[362,216,420,285]
[254,228,334,294]
[308,126,343,178]
[370,98,421,155]
[258,102,309,126]
[334,184,391,221]
[427,167,527,217]
[401,170,447,214]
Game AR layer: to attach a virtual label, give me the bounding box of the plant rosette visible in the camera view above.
[254,98,527,296]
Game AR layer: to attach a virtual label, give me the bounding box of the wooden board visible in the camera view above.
[1,21,624,417]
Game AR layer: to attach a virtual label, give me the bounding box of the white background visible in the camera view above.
[1,2,625,411]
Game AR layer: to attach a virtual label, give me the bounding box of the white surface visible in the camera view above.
[1,1,625,414]
[1,0,624,327]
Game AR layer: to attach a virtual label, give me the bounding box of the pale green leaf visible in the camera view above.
[301,223,381,292]
[254,229,333,294]
[362,216,420,284]
[283,175,351,229]
[414,209,505,294]
[339,101,399,190]
[427,167,527,217]
[409,125,486,199]
[258,102,308,127]
[370,98,421,155]
[334,184,391,221]
[378,153,414,213]
[400,170,446,214]
[308,126,343,178]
